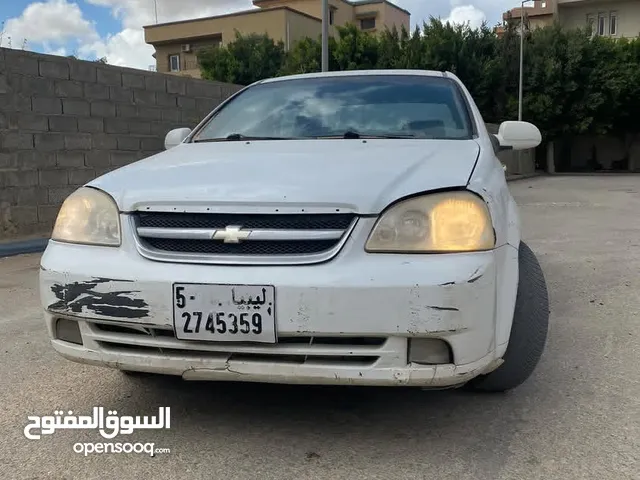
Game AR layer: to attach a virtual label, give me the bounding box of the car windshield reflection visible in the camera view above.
[191,75,474,142]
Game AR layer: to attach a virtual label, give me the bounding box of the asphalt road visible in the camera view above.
[1,175,639,480]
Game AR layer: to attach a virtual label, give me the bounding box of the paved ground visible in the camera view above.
[1,175,639,480]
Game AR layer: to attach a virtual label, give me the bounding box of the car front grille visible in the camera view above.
[132,211,358,265]
[87,321,387,367]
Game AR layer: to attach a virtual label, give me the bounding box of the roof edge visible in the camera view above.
[143,6,320,31]
[352,0,411,17]
[261,69,446,84]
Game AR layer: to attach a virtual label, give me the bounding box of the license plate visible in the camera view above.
[173,284,276,343]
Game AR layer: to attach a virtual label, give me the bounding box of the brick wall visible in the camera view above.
[0,48,243,240]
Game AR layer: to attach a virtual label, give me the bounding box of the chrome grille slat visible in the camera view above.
[136,227,345,241]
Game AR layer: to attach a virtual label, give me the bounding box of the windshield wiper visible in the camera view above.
[193,133,296,143]
[316,131,417,139]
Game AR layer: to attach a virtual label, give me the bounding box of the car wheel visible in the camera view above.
[466,241,549,392]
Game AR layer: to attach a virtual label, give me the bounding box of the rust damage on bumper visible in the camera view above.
[48,277,150,319]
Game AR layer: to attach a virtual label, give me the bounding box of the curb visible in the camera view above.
[506,172,543,182]
[0,238,49,259]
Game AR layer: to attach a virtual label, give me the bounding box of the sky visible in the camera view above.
[0,0,516,70]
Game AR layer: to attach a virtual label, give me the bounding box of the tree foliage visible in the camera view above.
[198,19,640,139]
[198,31,285,86]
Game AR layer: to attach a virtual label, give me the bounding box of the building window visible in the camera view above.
[169,54,180,72]
[586,14,596,37]
[597,14,606,36]
[541,1,546,7]
[360,17,376,30]
[610,12,618,36]
[329,8,335,25]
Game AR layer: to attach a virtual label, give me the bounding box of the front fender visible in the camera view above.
[467,151,521,249]
[467,150,521,352]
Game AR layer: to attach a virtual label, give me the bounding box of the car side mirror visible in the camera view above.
[495,121,541,151]
[164,128,192,150]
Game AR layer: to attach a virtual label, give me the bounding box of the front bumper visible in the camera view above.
[40,221,518,387]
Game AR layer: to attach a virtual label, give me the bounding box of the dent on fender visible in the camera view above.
[48,277,150,319]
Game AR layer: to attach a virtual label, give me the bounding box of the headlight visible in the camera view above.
[365,191,495,253]
[51,187,121,246]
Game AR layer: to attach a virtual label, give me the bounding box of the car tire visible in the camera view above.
[466,241,549,393]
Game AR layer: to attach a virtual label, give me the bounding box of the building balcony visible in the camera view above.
[558,0,624,4]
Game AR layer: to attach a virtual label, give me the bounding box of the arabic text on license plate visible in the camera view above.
[173,284,276,343]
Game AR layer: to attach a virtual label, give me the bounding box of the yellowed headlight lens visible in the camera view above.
[429,196,493,251]
[365,191,495,253]
[51,187,121,246]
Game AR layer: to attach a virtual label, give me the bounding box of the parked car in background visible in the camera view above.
[40,70,548,392]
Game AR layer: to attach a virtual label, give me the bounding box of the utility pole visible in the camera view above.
[321,0,329,72]
[518,0,533,121]
[518,1,533,171]
[154,0,158,24]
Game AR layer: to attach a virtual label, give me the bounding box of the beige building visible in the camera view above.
[144,0,411,78]
[558,0,640,38]
[498,0,639,38]
[497,0,555,36]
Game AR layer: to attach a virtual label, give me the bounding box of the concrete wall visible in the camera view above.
[381,2,412,31]
[285,9,323,48]
[0,48,243,240]
[554,133,640,172]
[486,123,537,175]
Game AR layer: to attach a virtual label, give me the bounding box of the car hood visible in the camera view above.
[90,139,480,214]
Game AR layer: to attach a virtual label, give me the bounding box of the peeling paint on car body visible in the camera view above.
[48,278,150,319]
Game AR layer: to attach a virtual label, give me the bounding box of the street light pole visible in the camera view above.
[518,0,534,121]
[322,0,329,72]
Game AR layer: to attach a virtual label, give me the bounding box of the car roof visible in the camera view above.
[259,69,448,84]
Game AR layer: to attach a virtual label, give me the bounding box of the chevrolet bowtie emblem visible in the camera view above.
[212,226,251,243]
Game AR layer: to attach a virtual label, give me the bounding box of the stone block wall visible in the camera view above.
[0,48,243,239]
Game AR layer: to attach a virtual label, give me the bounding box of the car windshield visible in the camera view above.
[191,75,474,141]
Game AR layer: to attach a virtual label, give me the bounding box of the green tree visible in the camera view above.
[278,36,340,75]
[376,26,403,69]
[197,21,640,141]
[332,24,379,70]
[279,36,322,75]
[198,31,285,85]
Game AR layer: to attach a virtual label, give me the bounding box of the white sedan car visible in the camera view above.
[40,70,548,392]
